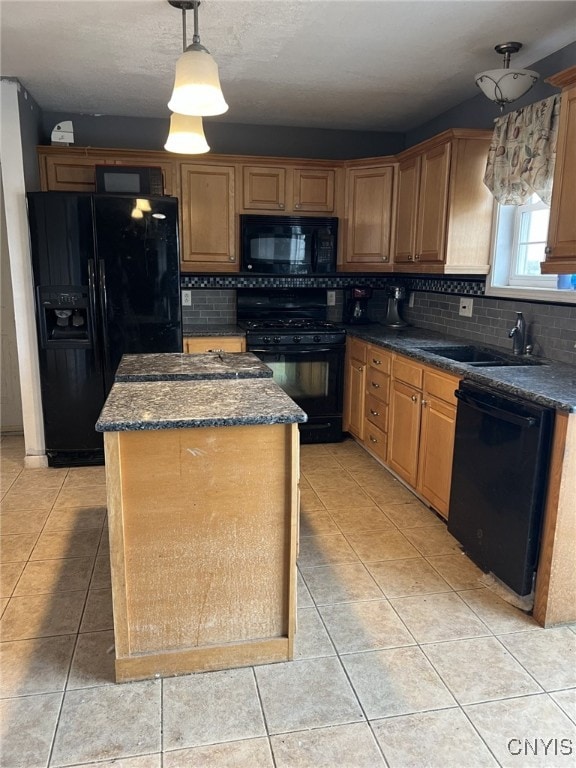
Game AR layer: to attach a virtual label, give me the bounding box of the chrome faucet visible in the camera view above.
[508,312,526,355]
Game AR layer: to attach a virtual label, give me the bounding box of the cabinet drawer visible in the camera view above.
[423,368,459,405]
[184,336,245,353]
[366,345,391,374]
[366,368,389,402]
[364,422,388,463]
[347,336,367,364]
[392,355,423,389]
[365,393,388,432]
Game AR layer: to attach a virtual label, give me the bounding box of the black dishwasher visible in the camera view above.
[448,381,553,596]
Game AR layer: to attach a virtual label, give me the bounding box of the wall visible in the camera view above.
[405,42,576,147]
[15,79,42,191]
[40,113,404,160]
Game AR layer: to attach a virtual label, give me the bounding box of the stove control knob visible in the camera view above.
[263,336,271,344]
[313,335,321,343]
[273,336,281,344]
[293,335,302,343]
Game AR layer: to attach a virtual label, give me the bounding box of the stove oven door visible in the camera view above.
[249,344,344,443]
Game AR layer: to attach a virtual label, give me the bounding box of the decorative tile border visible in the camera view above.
[181,274,486,295]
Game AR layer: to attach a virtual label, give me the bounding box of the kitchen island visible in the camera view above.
[96,374,306,682]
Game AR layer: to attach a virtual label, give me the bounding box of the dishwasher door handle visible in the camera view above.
[455,390,537,429]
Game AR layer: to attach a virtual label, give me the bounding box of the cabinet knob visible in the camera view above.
[279,203,285,209]
[411,394,418,402]
[357,365,364,372]
[414,254,420,261]
[422,399,427,407]
[371,381,380,388]
[544,246,552,254]
[408,255,413,261]
[295,203,301,209]
[372,358,381,365]
[229,256,236,261]
[369,435,378,443]
[382,256,388,262]
[370,409,379,416]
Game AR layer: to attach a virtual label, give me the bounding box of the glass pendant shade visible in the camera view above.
[168,47,228,116]
[475,68,539,108]
[164,112,210,154]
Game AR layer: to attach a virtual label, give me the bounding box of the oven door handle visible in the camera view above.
[250,347,337,354]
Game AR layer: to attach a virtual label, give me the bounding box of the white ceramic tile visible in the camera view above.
[319,599,415,653]
[423,636,543,704]
[163,667,266,750]
[293,606,335,659]
[341,646,456,719]
[367,557,452,598]
[499,627,576,690]
[51,681,161,766]
[164,738,274,768]
[298,533,359,567]
[458,588,539,634]
[271,722,386,767]
[0,692,63,768]
[371,707,499,768]
[0,635,75,696]
[465,694,576,767]
[254,656,363,734]
[300,562,383,605]
[389,592,491,643]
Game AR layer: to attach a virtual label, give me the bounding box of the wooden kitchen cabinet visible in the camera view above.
[392,130,493,274]
[363,344,391,463]
[417,368,459,519]
[344,336,367,440]
[241,164,338,213]
[342,163,396,271]
[179,163,237,272]
[184,336,245,353]
[387,356,423,486]
[541,66,576,275]
[38,147,177,195]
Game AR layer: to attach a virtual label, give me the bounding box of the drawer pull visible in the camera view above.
[544,246,552,254]
[369,435,378,443]
[411,394,418,402]
[422,399,428,407]
[357,365,364,372]
[372,358,381,365]
[370,409,379,416]
[371,382,380,389]
[207,348,225,352]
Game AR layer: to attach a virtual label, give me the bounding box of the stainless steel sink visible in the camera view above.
[420,345,545,367]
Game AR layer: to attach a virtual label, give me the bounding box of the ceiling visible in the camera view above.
[1,0,575,132]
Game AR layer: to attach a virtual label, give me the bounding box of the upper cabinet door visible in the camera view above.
[242,166,287,211]
[416,142,451,264]
[393,156,420,264]
[179,164,237,272]
[542,74,576,273]
[293,169,335,212]
[43,156,108,192]
[344,165,395,268]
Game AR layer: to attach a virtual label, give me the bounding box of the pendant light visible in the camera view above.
[475,43,539,111]
[167,0,228,117]
[164,112,210,154]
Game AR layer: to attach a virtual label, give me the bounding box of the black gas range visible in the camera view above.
[237,290,346,443]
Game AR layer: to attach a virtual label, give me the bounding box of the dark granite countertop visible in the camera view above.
[115,352,272,382]
[96,378,307,432]
[344,323,576,412]
[183,324,245,337]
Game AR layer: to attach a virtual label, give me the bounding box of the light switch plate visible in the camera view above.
[459,297,473,317]
[182,290,192,307]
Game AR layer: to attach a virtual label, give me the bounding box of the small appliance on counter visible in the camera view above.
[382,285,409,328]
[344,286,373,324]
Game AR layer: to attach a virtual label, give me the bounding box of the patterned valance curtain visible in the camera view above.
[483,94,561,205]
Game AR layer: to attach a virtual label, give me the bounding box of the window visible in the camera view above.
[487,195,575,302]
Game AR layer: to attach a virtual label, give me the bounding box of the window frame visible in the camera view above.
[486,201,576,304]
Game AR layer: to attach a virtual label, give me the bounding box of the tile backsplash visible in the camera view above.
[182,287,575,366]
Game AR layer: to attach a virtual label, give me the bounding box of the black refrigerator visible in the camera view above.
[28,192,182,467]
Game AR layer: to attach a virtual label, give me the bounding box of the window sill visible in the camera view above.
[485,284,576,304]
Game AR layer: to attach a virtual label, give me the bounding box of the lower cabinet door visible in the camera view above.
[417,395,456,519]
[387,379,421,486]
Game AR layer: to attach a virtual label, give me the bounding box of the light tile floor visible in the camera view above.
[1,433,575,768]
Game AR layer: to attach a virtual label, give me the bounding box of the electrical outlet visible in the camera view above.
[182,290,192,307]
[459,297,473,317]
[327,290,336,306]
[408,292,415,308]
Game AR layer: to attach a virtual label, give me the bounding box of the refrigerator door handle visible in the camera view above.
[87,259,100,357]
[97,259,112,378]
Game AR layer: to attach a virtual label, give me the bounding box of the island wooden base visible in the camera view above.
[104,423,299,682]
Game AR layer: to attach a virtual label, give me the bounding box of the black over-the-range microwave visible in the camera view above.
[240,215,338,274]
[95,166,164,196]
